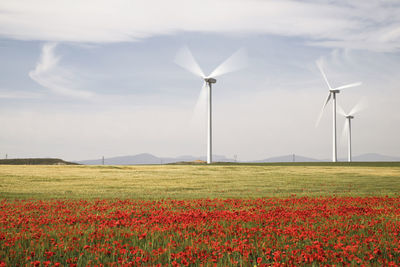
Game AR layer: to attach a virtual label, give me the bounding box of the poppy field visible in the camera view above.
[1,163,400,266]
[1,196,400,266]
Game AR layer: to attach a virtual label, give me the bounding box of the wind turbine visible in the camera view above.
[338,100,367,162]
[315,62,362,162]
[174,46,247,164]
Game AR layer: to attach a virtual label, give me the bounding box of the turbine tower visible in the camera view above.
[315,62,362,162]
[175,46,247,164]
[338,100,367,162]
[204,77,216,163]
[345,114,354,162]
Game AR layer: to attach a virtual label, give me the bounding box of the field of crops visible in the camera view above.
[1,163,400,266]
[1,163,400,199]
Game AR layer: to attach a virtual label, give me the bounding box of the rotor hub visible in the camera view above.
[204,77,217,84]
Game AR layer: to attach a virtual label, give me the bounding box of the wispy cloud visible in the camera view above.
[0,90,42,99]
[1,0,400,51]
[29,43,93,98]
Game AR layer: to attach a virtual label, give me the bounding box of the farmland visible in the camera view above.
[1,163,400,199]
[1,163,400,265]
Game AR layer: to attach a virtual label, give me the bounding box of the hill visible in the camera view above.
[76,153,234,165]
[75,152,400,165]
[0,158,78,165]
[253,154,320,163]
[77,153,162,165]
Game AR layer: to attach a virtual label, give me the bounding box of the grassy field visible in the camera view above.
[1,162,400,199]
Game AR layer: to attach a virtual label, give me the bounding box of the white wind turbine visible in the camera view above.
[315,62,362,162]
[338,100,367,162]
[174,46,247,164]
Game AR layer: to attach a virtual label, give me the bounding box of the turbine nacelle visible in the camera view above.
[338,98,367,119]
[329,89,340,94]
[204,77,217,84]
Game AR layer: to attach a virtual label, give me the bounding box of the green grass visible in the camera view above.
[0,162,400,199]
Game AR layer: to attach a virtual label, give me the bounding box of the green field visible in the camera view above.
[1,162,400,199]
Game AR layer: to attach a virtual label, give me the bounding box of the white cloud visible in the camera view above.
[0,89,42,99]
[29,43,94,98]
[1,0,400,51]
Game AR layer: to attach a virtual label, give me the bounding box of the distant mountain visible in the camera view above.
[77,153,161,165]
[75,152,400,165]
[351,153,400,162]
[252,154,321,163]
[76,153,234,165]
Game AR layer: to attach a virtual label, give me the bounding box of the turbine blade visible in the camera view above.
[334,82,362,91]
[316,61,332,90]
[337,105,346,116]
[315,92,332,127]
[349,97,368,116]
[209,48,247,78]
[192,82,208,122]
[174,46,204,78]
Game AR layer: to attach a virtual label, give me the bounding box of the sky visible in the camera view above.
[0,0,399,161]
